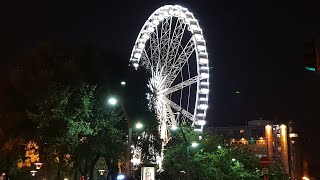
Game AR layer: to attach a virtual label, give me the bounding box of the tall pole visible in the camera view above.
[121,102,132,178]
[186,146,190,180]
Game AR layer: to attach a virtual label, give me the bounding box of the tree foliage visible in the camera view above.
[161,127,277,180]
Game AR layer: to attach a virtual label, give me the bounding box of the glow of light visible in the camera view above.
[305,66,316,72]
[190,24,198,30]
[134,53,141,59]
[121,81,126,86]
[142,34,150,40]
[98,170,105,176]
[163,11,169,17]
[30,170,37,176]
[199,97,208,101]
[138,43,145,49]
[174,10,181,16]
[131,158,141,165]
[135,122,143,129]
[158,14,164,20]
[200,88,209,94]
[64,178,68,180]
[197,113,205,117]
[199,58,208,64]
[194,34,203,40]
[217,145,222,149]
[201,73,209,79]
[147,26,154,33]
[231,158,236,162]
[289,133,298,138]
[197,45,206,51]
[179,13,186,18]
[117,174,125,180]
[108,97,118,105]
[200,81,209,85]
[34,162,43,170]
[152,19,160,25]
[191,142,199,148]
[171,125,178,131]
[302,177,310,180]
[199,104,208,110]
[197,120,206,126]
[133,63,139,68]
[198,136,203,140]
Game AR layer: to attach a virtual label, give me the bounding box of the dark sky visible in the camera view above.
[1,0,320,174]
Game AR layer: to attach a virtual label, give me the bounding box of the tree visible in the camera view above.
[161,127,262,180]
[28,82,126,179]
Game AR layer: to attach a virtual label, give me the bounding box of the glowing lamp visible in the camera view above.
[134,53,141,59]
[135,122,143,129]
[98,170,105,176]
[34,162,43,170]
[138,43,145,49]
[196,120,206,126]
[191,142,199,148]
[198,104,208,110]
[201,73,209,79]
[108,97,117,105]
[197,45,206,51]
[30,170,37,176]
[194,34,203,40]
[152,20,160,26]
[199,58,208,64]
[117,174,125,180]
[142,34,150,40]
[200,88,209,94]
[133,63,139,68]
[171,125,178,131]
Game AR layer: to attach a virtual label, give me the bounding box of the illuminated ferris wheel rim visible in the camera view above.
[129,5,210,131]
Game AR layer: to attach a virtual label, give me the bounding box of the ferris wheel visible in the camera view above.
[129,5,209,144]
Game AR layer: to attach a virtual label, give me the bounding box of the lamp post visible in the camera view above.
[107,96,131,177]
[171,122,199,180]
[107,96,143,179]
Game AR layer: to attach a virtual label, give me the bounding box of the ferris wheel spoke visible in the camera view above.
[164,103,177,126]
[165,38,195,87]
[150,27,160,69]
[161,97,194,122]
[140,49,152,70]
[164,18,187,73]
[159,17,172,65]
[159,75,199,96]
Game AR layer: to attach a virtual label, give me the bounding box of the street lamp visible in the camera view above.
[107,96,144,178]
[121,81,126,86]
[34,162,43,170]
[108,97,118,105]
[98,169,105,176]
[135,122,143,129]
[30,170,37,177]
[191,142,199,148]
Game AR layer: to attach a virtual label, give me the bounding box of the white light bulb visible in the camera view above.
[199,58,208,64]
[199,104,208,110]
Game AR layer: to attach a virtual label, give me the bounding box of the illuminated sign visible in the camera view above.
[141,166,155,180]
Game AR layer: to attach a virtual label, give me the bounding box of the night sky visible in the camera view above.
[1,0,320,174]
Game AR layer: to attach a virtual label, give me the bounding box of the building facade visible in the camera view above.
[205,120,302,179]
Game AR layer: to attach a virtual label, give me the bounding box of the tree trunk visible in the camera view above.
[89,156,100,180]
